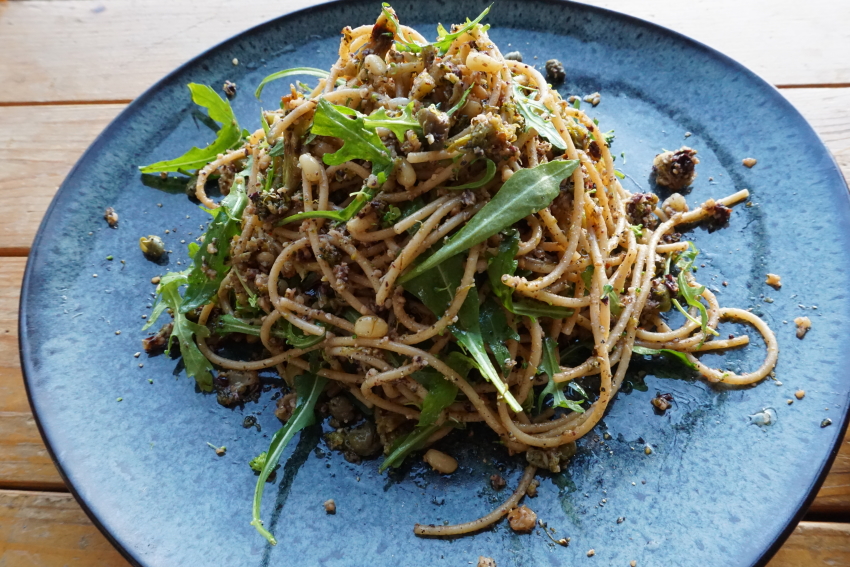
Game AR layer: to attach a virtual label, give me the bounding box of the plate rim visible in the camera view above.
[17,1,850,566]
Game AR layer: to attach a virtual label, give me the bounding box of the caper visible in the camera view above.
[139,235,166,260]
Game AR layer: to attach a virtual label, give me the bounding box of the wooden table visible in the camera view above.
[1,0,849,564]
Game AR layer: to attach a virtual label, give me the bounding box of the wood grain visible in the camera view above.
[767,522,850,567]
[1,0,850,104]
[1,90,848,254]
[0,104,124,255]
[0,489,846,567]
[0,490,130,566]
[0,259,65,490]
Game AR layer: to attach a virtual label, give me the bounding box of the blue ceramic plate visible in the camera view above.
[20,1,850,565]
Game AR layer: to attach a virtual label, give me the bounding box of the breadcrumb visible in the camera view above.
[742,157,757,168]
[507,506,537,532]
[794,316,811,339]
[765,273,781,289]
[796,390,806,400]
[323,499,336,514]
[477,557,496,567]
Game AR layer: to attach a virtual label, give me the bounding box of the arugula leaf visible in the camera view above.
[671,241,719,338]
[512,84,567,150]
[432,5,492,54]
[675,241,700,272]
[251,373,327,544]
[603,129,615,146]
[277,179,382,226]
[381,4,491,56]
[284,320,326,348]
[218,291,326,348]
[400,159,579,282]
[381,3,424,53]
[140,84,242,173]
[363,101,422,141]
[312,98,394,183]
[277,99,397,226]
[254,67,331,98]
[401,254,523,412]
[444,159,496,190]
[479,297,519,374]
[602,284,623,316]
[537,338,585,414]
[486,228,574,319]
[378,422,442,472]
[631,345,697,369]
[181,180,248,312]
[142,270,214,391]
[381,205,402,227]
[412,369,459,428]
[217,313,284,339]
[447,85,474,117]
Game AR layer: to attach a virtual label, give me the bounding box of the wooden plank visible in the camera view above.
[1,89,848,254]
[0,104,124,256]
[0,488,846,567]
[0,259,65,490]
[0,490,130,566]
[1,0,850,104]
[782,88,850,180]
[767,521,850,567]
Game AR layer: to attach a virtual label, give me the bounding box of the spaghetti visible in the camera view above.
[142,5,778,543]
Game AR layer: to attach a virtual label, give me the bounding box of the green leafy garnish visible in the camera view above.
[603,129,615,146]
[602,284,623,316]
[631,345,696,369]
[276,99,397,226]
[537,337,585,413]
[381,205,403,227]
[432,5,492,54]
[143,270,214,391]
[312,99,394,182]
[447,85,474,116]
[402,253,522,412]
[251,373,327,544]
[378,422,442,472]
[400,159,579,283]
[284,321,326,348]
[380,3,424,53]
[381,4,491,55]
[254,67,331,98]
[512,84,567,150]
[444,159,496,190]
[140,84,242,173]
[479,297,520,374]
[249,452,267,472]
[362,101,422,140]
[181,180,248,312]
[671,242,719,338]
[217,314,282,339]
[412,369,459,428]
[487,228,574,319]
